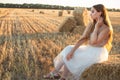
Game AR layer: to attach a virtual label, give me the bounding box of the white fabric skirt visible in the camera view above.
[54,45,108,79]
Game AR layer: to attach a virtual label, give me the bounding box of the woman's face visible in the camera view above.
[90,7,101,20]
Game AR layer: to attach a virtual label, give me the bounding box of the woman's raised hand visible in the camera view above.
[95,17,103,28]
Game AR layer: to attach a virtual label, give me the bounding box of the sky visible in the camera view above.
[0,0,120,9]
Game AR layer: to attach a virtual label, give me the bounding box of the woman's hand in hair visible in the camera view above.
[95,17,103,28]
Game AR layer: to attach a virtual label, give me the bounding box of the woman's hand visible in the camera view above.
[95,17,103,28]
[66,52,74,61]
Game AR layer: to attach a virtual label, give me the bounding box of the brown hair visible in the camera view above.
[86,4,113,52]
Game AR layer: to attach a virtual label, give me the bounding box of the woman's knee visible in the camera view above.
[61,45,74,55]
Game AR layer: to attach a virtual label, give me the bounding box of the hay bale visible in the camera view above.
[58,10,63,16]
[73,25,86,34]
[39,11,44,14]
[67,10,71,14]
[59,17,76,32]
[73,7,91,26]
[80,54,120,80]
[31,9,34,12]
[52,11,55,13]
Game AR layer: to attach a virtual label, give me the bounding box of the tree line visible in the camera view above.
[0,3,74,10]
[0,3,119,12]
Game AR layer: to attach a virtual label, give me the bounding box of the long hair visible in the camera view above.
[87,4,113,52]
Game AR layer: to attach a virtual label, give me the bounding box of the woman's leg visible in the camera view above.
[43,57,64,79]
[53,45,73,73]
[44,45,73,79]
[60,64,70,79]
[52,60,64,74]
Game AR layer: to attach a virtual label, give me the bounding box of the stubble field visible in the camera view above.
[0,8,120,80]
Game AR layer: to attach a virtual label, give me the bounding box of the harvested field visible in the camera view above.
[0,8,120,80]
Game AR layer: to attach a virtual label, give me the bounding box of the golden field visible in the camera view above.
[0,8,120,80]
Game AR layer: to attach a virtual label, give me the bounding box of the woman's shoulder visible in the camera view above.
[101,24,110,29]
[100,24,111,34]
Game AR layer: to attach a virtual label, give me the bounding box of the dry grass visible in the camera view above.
[0,8,119,80]
[80,54,120,80]
[59,17,76,32]
[58,10,63,16]
[73,7,91,26]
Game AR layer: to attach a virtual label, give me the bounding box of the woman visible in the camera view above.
[43,4,113,80]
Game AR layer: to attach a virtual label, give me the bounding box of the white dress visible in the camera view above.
[54,45,108,80]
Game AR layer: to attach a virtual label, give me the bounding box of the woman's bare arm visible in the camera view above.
[66,36,87,60]
[90,17,110,45]
[70,37,87,54]
[70,23,93,54]
[66,23,92,60]
[90,26,110,45]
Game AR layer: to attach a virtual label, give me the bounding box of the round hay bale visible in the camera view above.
[59,17,76,32]
[80,54,120,80]
[39,11,44,14]
[58,10,63,16]
[73,7,91,26]
[52,11,55,13]
[67,10,71,14]
[31,9,34,12]
[73,25,86,34]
